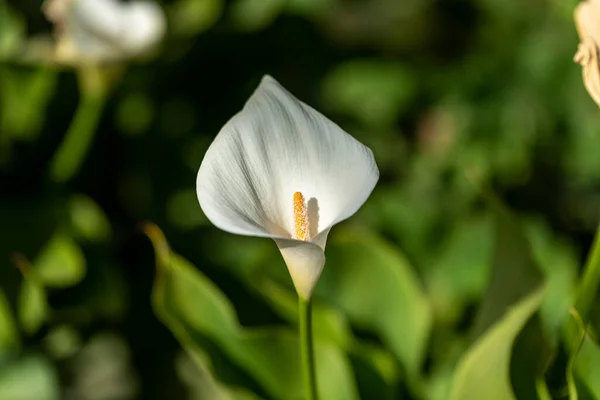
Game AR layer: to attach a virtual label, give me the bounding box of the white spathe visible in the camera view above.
[197,76,379,299]
[575,0,600,44]
[43,0,166,63]
[574,0,600,107]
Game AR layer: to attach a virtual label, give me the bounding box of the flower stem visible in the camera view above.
[299,296,318,400]
[50,68,110,183]
[574,223,600,320]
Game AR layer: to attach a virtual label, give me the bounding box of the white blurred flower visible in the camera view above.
[574,0,600,107]
[43,0,166,64]
[196,76,379,299]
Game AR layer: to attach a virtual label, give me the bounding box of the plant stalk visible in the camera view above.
[299,296,318,400]
[50,68,111,183]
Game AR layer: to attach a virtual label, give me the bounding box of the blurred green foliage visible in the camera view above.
[2,0,600,399]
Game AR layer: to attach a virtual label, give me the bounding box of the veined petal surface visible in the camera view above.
[196,75,379,242]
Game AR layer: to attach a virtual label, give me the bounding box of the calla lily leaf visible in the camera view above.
[211,240,401,399]
[348,341,401,400]
[0,356,60,400]
[0,289,19,360]
[167,0,223,37]
[209,244,401,399]
[425,214,493,326]
[524,219,577,341]
[0,1,24,60]
[18,277,49,335]
[176,350,258,400]
[68,194,112,242]
[147,223,358,400]
[230,0,284,31]
[314,229,432,378]
[253,276,353,347]
[0,67,57,143]
[33,233,86,288]
[567,318,600,400]
[460,189,550,398]
[448,287,546,400]
[471,193,544,340]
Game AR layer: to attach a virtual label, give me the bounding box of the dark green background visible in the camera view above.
[1,0,599,399]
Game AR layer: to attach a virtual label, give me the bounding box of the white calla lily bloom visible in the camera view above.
[197,76,379,299]
[43,0,166,63]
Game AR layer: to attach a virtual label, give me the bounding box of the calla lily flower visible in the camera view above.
[196,76,379,299]
[43,0,166,64]
[574,0,600,107]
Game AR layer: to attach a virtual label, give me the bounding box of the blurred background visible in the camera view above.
[1,0,599,399]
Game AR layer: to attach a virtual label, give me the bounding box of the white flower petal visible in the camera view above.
[575,0,600,44]
[575,0,600,108]
[196,75,379,241]
[67,0,124,60]
[118,2,166,55]
[274,239,325,300]
[45,0,165,62]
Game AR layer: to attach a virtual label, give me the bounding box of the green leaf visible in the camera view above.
[461,193,550,399]
[426,214,493,326]
[229,0,285,32]
[216,246,401,399]
[176,350,259,400]
[43,325,82,360]
[0,356,60,400]
[34,233,86,288]
[0,67,57,143]
[524,218,577,340]
[567,321,600,400]
[253,277,353,348]
[147,223,358,400]
[471,200,544,340]
[0,289,18,359]
[68,195,112,242]
[168,0,223,36]
[449,287,546,400]
[536,378,552,400]
[574,224,600,325]
[0,2,25,60]
[316,229,432,377]
[214,254,400,400]
[348,341,401,400]
[50,73,107,183]
[17,278,49,335]
[322,60,416,128]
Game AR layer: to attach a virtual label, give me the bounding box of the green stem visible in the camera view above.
[50,70,108,183]
[574,223,600,320]
[299,296,318,400]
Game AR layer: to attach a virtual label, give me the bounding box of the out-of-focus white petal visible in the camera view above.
[43,0,165,62]
[575,41,600,107]
[575,0,600,44]
[66,0,123,60]
[197,75,379,240]
[117,2,166,55]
